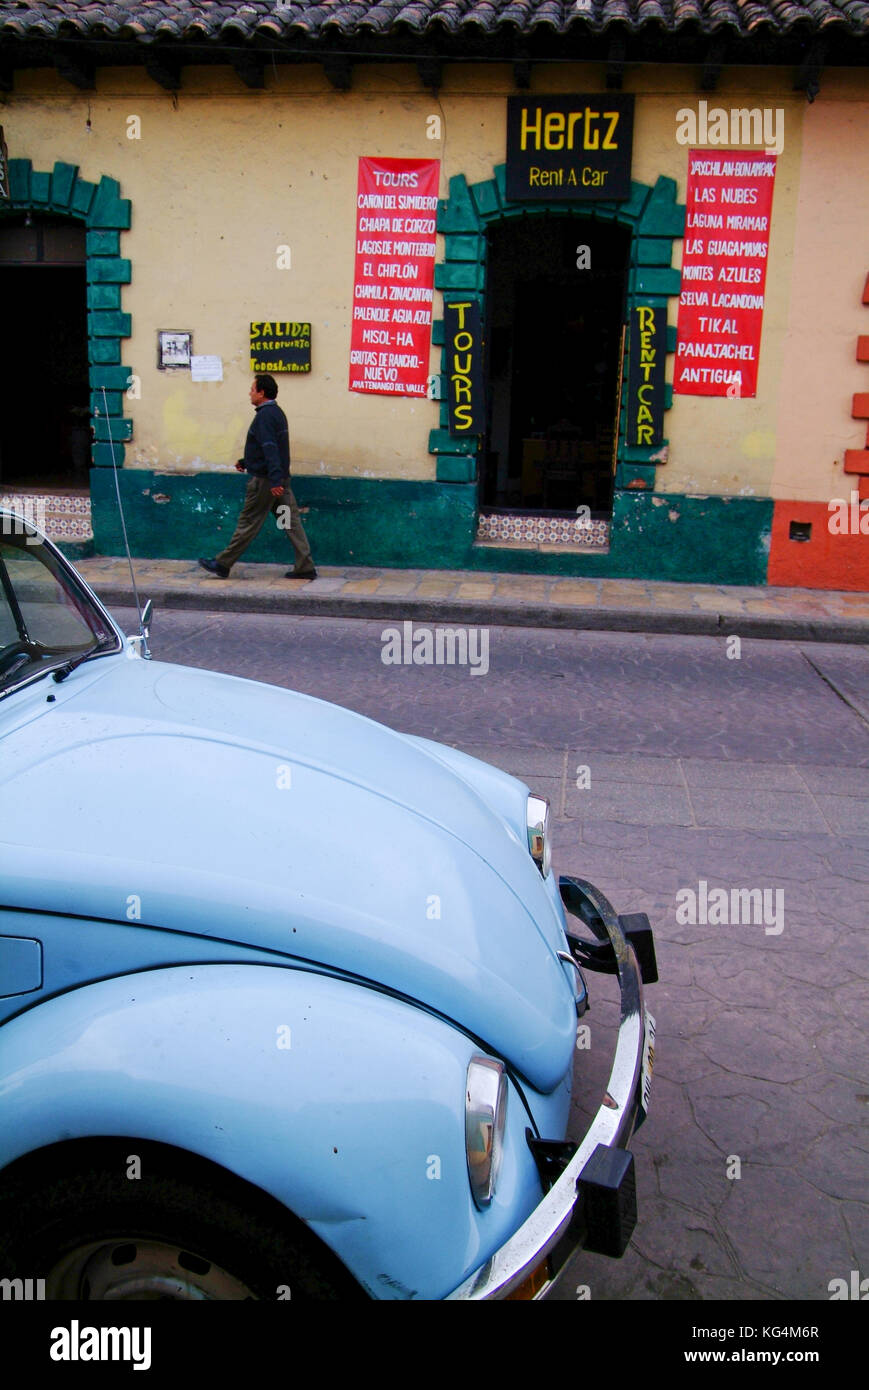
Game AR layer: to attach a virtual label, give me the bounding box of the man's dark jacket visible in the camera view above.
[241,400,290,489]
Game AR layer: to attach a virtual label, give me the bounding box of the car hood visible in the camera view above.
[0,657,575,1091]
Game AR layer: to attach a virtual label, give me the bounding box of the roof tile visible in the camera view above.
[0,0,866,44]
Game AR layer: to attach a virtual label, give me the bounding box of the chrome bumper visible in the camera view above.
[445,877,655,1301]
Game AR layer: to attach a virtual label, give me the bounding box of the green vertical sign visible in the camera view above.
[445,300,484,436]
[627,305,666,447]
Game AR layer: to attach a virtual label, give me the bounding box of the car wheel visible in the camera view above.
[0,1146,360,1301]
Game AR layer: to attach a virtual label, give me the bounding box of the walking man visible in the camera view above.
[198,374,316,580]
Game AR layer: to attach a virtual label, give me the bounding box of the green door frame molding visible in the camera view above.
[429,164,685,498]
[1,159,132,470]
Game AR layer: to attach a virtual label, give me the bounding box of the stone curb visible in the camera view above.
[85,576,869,645]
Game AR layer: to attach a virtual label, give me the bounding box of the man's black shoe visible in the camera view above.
[285,567,317,581]
[198,558,230,578]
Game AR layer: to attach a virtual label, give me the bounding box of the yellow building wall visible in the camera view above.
[2,63,865,498]
[772,79,869,503]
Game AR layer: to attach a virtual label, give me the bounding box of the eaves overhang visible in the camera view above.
[0,0,866,80]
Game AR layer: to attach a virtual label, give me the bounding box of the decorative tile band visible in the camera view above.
[476,511,610,548]
[0,493,93,514]
[0,492,94,541]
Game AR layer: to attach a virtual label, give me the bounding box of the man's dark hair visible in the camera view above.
[254,373,278,399]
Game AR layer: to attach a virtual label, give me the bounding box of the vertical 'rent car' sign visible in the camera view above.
[626,305,666,448]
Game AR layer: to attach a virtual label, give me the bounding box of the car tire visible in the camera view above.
[0,1142,361,1301]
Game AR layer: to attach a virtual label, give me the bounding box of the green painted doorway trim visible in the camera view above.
[430,164,685,495]
[1,159,133,466]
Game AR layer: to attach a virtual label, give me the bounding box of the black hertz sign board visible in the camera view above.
[506,95,634,202]
[445,300,483,435]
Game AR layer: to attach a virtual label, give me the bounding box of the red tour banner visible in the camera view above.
[349,157,440,397]
[674,151,777,398]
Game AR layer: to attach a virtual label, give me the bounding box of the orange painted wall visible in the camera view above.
[768,499,869,590]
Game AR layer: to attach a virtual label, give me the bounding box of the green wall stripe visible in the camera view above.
[90,470,773,586]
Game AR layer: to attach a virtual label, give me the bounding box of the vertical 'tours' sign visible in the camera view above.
[445,300,483,435]
[626,305,666,447]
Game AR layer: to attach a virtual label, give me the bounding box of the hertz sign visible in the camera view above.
[506,95,634,202]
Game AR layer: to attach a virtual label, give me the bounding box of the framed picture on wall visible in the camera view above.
[157,331,193,369]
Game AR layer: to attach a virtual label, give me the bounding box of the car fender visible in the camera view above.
[0,963,546,1300]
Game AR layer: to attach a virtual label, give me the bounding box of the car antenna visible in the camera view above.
[99,385,151,658]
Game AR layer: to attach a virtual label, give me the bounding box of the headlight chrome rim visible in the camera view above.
[526,795,551,877]
[465,1056,508,1209]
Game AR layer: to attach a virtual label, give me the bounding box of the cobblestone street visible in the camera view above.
[119,607,869,1302]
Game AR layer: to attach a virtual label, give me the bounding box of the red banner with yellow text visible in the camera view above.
[674,151,777,398]
[349,157,440,398]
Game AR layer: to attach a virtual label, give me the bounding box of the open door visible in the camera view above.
[483,213,629,519]
[0,214,89,489]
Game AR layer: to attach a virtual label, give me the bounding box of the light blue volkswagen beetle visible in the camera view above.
[0,509,656,1301]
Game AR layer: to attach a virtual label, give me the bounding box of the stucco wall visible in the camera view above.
[772,75,869,504]
[3,62,866,504]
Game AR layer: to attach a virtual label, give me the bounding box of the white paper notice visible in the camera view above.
[191,355,223,382]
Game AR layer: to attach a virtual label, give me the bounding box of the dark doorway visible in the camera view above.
[0,214,90,489]
[483,214,630,516]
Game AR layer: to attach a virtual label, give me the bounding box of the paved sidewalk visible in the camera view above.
[75,555,869,643]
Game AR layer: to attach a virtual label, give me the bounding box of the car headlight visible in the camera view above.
[526,794,551,877]
[465,1056,508,1209]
